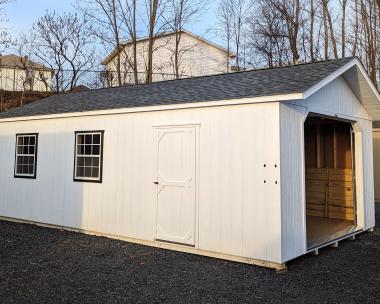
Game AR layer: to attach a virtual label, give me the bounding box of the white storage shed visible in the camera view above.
[0,57,378,270]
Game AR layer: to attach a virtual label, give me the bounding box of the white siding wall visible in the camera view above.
[280,76,375,262]
[0,102,283,263]
[105,32,229,85]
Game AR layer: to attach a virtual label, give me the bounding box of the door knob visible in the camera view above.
[153,181,159,184]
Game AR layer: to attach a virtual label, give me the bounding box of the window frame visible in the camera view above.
[14,133,39,179]
[73,130,104,183]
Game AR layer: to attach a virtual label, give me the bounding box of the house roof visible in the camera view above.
[0,54,51,71]
[1,57,379,121]
[101,30,235,65]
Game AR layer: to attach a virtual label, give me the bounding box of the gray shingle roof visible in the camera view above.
[0,57,354,119]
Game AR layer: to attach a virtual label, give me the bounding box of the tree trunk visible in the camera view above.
[341,0,347,57]
[112,0,122,86]
[322,0,329,60]
[310,0,315,61]
[174,31,181,79]
[146,0,159,83]
[289,0,300,63]
[326,3,338,58]
[361,0,377,87]
[132,0,138,84]
[352,0,359,56]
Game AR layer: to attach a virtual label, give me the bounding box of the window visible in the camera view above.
[14,133,38,178]
[74,131,104,182]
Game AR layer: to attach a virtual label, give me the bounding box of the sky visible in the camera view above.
[4,0,220,42]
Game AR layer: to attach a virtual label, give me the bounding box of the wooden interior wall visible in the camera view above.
[304,118,354,221]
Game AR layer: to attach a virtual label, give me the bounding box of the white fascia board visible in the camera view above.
[354,59,380,103]
[0,93,303,123]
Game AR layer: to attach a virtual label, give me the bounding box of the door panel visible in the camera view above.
[155,127,196,245]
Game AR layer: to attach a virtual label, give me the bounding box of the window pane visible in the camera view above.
[85,135,92,145]
[77,157,85,167]
[23,145,29,154]
[77,135,84,145]
[16,165,23,174]
[92,167,99,178]
[29,146,35,154]
[93,134,100,145]
[28,165,34,175]
[93,157,99,167]
[23,137,29,145]
[85,157,92,167]
[77,166,84,177]
[17,137,23,145]
[85,167,92,177]
[85,145,91,155]
[92,145,100,155]
[30,136,35,145]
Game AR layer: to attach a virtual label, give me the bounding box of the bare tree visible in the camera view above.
[31,12,96,93]
[309,0,316,61]
[246,0,290,67]
[76,0,124,86]
[341,0,347,57]
[265,0,303,63]
[118,0,139,84]
[217,0,234,71]
[0,0,12,112]
[0,0,11,50]
[231,0,249,69]
[321,0,338,59]
[144,0,168,83]
[359,0,378,86]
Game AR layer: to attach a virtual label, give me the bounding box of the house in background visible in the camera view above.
[101,30,235,86]
[0,54,53,92]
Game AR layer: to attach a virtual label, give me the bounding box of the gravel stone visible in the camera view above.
[0,205,379,304]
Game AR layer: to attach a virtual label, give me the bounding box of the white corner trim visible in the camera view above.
[303,59,357,99]
[0,93,303,123]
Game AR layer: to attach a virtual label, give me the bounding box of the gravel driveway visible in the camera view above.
[1,205,379,304]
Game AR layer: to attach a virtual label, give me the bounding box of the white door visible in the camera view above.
[155,126,196,246]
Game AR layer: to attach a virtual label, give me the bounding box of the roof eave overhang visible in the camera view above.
[0,93,303,123]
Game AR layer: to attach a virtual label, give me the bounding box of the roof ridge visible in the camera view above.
[57,57,355,97]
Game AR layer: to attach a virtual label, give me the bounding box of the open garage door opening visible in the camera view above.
[304,114,357,249]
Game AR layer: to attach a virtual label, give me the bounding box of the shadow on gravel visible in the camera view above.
[0,205,379,304]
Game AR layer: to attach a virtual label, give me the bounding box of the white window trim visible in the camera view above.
[14,133,38,178]
[74,131,104,182]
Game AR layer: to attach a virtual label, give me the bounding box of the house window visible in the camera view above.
[14,133,38,178]
[74,131,104,182]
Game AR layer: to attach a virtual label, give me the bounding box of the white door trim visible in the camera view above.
[153,123,200,247]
